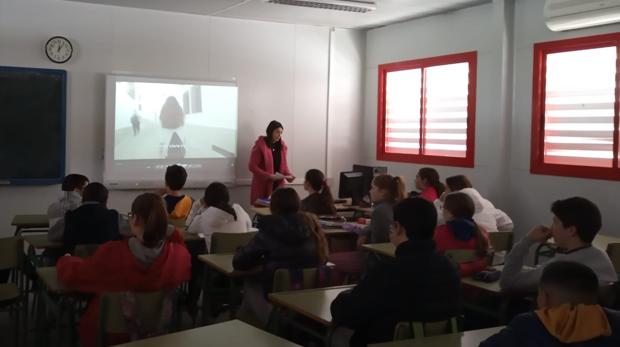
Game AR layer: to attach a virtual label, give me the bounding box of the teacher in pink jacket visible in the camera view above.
[249,120,295,205]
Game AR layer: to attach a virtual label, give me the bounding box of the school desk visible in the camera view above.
[362,242,395,257]
[197,253,260,324]
[12,214,49,235]
[368,326,504,347]
[113,319,301,347]
[36,266,79,346]
[268,285,354,343]
[22,234,63,267]
[250,203,362,217]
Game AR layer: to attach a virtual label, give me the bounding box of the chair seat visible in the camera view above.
[0,283,20,303]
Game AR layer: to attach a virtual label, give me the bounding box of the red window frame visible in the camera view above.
[531,33,620,181]
[376,51,477,167]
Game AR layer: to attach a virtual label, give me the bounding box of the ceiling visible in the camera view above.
[65,0,490,29]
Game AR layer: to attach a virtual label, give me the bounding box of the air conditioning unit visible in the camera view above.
[264,0,377,13]
[544,0,620,31]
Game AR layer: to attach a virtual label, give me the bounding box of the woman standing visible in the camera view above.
[249,120,295,205]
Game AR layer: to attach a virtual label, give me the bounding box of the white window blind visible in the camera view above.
[383,62,470,157]
[424,62,469,158]
[543,46,617,168]
[385,69,421,155]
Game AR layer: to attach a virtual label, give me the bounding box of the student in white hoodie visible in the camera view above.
[435,175,513,233]
[186,182,252,252]
[48,174,89,241]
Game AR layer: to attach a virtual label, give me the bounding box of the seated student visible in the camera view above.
[186,182,252,252]
[412,167,444,202]
[435,192,490,277]
[233,187,328,325]
[481,261,620,347]
[161,164,193,220]
[48,173,89,241]
[437,175,513,233]
[357,174,406,245]
[57,193,191,347]
[500,197,618,292]
[301,169,337,216]
[330,198,462,347]
[63,182,122,253]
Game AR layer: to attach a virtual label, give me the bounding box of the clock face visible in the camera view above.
[45,36,73,63]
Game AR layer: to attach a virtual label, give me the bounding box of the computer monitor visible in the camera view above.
[338,171,365,206]
[352,164,388,200]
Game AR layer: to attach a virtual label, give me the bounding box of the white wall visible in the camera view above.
[327,28,365,192]
[363,2,510,207]
[0,0,364,235]
[510,0,620,237]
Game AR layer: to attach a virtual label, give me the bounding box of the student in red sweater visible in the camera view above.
[434,192,490,277]
[57,193,191,347]
[413,167,445,202]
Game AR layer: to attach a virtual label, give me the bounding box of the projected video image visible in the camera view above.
[114,81,237,160]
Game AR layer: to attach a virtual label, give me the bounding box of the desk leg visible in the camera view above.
[201,266,212,326]
[35,286,49,347]
[228,278,237,319]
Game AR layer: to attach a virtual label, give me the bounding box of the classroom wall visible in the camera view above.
[0,0,364,234]
[509,0,620,237]
[363,0,620,238]
[363,2,511,208]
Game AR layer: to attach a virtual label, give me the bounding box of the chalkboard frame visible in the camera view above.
[0,66,66,185]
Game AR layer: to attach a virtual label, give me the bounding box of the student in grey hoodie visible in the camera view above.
[500,197,617,293]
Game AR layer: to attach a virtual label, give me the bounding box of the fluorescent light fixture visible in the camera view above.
[264,0,377,13]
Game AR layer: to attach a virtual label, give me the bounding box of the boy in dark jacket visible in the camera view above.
[330,197,462,347]
[480,261,620,347]
[63,182,122,253]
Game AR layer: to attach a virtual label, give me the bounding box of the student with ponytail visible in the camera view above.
[56,193,191,347]
[358,174,406,245]
[186,182,252,252]
[434,192,490,277]
[301,169,337,216]
[414,167,445,202]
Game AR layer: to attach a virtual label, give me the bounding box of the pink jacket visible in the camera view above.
[248,136,292,205]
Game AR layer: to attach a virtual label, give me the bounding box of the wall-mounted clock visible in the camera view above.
[45,36,73,64]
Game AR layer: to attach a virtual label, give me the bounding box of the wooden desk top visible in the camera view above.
[362,243,395,257]
[11,214,49,228]
[269,285,354,326]
[37,267,68,294]
[197,253,259,277]
[113,319,301,347]
[368,326,503,347]
[198,253,236,275]
[182,231,203,243]
[593,233,620,251]
[22,234,63,250]
[461,275,502,294]
[323,228,353,236]
[251,206,271,216]
[251,204,361,217]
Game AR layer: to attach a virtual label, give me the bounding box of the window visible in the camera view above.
[531,33,620,180]
[376,51,477,167]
